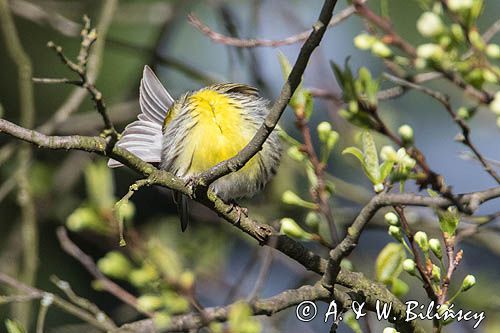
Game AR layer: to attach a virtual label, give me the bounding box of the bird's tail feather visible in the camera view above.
[108,66,174,168]
[174,192,189,232]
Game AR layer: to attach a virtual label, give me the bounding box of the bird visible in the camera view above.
[109,66,281,231]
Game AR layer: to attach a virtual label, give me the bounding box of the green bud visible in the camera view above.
[162,291,190,314]
[153,313,171,329]
[305,211,321,229]
[417,43,443,60]
[429,238,443,259]
[388,226,403,242]
[437,303,449,316]
[486,44,500,59]
[432,2,443,14]
[403,259,417,276]
[448,0,473,12]
[439,35,452,48]
[465,68,485,88]
[373,183,385,193]
[287,146,306,162]
[137,295,164,312]
[461,274,476,292]
[380,145,397,161]
[437,303,455,325]
[414,58,427,70]
[179,271,195,290]
[280,218,311,239]
[391,278,409,297]
[348,100,359,113]
[483,69,498,84]
[354,33,375,50]
[383,328,398,333]
[468,30,485,50]
[490,92,500,115]
[451,24,465,42]
[281,191,317,209]
[398,124,414,143]
[394,56,410,66]
[431,264,441,282]
[340,259,354,271]
[209,322,224,333]
[117,201,135,223]
[417,12,443,37]
[372,41,392,58]
[129,263,159,287]
[384,212,400,226]
[66,206,109,234]
[97,251,132,279]
[339,108,352,120]
[457,107,471,120]
[326,131,339,153]
[414,231,429,253]
[317,122,332,142]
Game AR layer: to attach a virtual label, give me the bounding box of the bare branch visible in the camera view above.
[55,228,151,317]
[0,272,115,331]
[117,282,347,332]
[384,73,500,184]
[187,1,364,48]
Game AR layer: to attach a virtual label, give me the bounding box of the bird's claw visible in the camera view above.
[184,176,200,196]
[226,201,248,223]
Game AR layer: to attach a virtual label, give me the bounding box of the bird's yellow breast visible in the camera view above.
[183,90,257,174]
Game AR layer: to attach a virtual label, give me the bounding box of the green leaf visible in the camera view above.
[5,320,25,333]
[277,51,292,80]
[343,311,362,333]
[278,51,304,109]
[362,131,380,183]
[84,162,115,210]
[379,160,395,181]
[342,147,365,165]
[66,205,110,234]
[330,58,356,101]
[304,91,314,119]
[438,208,460,236]
[391,278,409,297]
[375,243,406,283]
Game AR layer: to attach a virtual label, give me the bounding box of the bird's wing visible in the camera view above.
[108,66,174,168]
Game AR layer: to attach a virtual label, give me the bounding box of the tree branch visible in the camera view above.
[187,1,363,48]
[117,282,348,332]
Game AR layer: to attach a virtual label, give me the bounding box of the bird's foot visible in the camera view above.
[183,176,201,197]
[226,201,248,223]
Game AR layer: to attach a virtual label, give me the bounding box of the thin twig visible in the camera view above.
[0,272,114,331]
[50,275,116,329]
[295,107,340,244]
[9,0,80,37]
[187,1,364,48]
[55,227,153,317]
[384,73,500,184]
[246,237,277,302]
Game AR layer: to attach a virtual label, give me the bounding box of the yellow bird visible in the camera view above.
[109,66,282,231]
